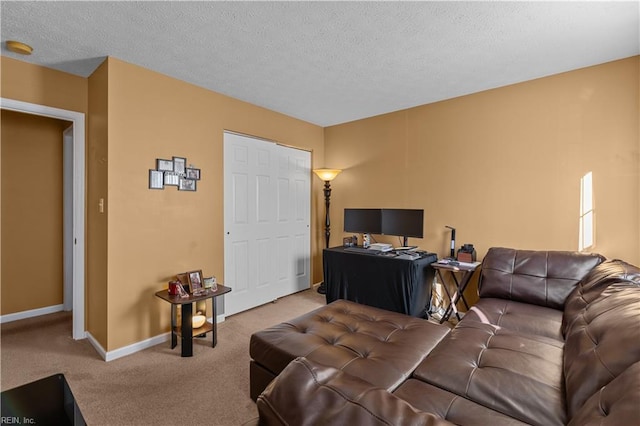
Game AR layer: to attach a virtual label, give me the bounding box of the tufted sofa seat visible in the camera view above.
[249,298,450,400]
[250,248,640,425]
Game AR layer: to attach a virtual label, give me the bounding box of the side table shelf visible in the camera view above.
[173,321,213,338]
[155,285,232,357]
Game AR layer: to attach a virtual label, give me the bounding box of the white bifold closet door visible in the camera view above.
[223,131,311,316]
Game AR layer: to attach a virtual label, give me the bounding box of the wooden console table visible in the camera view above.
[155,285,231,357]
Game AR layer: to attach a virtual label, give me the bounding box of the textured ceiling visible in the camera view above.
[1,1,638,127]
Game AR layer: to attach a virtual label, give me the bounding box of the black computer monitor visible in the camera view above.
[381,209,424,246]
[344,208,382,234]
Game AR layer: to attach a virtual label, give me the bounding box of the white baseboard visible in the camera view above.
[0,304,65,324]
[88,314,226,362]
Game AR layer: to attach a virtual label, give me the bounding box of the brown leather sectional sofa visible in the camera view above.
[249,247,640,425]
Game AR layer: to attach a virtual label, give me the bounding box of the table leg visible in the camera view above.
[447,274,463,322]
[437,270,456,323]
[181,302,193,357]
[211,296,217,348]
[170,304,177,349]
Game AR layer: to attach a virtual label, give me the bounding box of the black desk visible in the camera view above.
[1,374,86,425]
[323,247,438,317]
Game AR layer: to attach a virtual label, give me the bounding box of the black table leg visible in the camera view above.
[181,302,193,357]
[211,296,217,348]
[170,304,177,349]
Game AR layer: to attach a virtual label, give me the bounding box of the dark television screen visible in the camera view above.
[381,209,424,238]
[344,209,382,234]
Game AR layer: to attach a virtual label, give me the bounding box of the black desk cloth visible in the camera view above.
[323,247,438,317]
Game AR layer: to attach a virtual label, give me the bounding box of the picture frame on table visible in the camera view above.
[178,178,197,191]
[173,156,187,175]
[149,170,164,189]
[156,158,174,172]
[188,270,204,294]
[176,272,190,293]
[185,168,201,180]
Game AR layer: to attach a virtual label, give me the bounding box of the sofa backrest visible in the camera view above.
[562,259,640,336]
[567,361,640,426]
[562,264,640,419]
[478,247,604,309]
[257,357,456,426]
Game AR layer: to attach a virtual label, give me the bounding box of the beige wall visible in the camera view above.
[1,111,68,314]
[2,56,324,352]
[86,60,109,345]
[2,53,637,352]
[325,58,640,291]
[1,57,88,317]
[103,58,324,351]
[0,56,88,113]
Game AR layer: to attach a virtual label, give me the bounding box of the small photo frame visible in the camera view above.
[185,168,201,180]
[149,170,164,189]
[164,171,179,186]
[173,156,187,175]
[156,159,174,172]
[178,178,197,191]
[188,270,204,293]
[176,272,190,293]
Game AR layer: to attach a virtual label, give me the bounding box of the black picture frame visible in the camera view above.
[156,159,174,172]
[178,178,197,191]
[149,170,164,189]
[163,171,179,186]
[173,156,187,175]
[185,168,201,180]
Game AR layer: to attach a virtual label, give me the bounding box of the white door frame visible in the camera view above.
[1,98,86,340]
[63,126,74,311]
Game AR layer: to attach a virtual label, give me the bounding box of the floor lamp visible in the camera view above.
[313,168,342,294]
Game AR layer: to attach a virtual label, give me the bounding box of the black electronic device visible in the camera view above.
[445,225,456,258]
[381,209,424,247]
[344,208,424,247]
[344,208,382,234]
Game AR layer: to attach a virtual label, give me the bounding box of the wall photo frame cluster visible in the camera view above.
[149,156,201,191]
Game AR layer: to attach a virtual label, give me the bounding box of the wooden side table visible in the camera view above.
[430,261,480,324]
[155,285,231,357]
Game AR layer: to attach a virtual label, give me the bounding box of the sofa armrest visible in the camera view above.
[478,247,604,309]
[256,357,454,426]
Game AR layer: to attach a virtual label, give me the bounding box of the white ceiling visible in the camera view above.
[1,1,638,127]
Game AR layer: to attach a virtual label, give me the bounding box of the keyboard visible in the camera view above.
[344,247,381,255]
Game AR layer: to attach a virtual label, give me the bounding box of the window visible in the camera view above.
[579,171,595,251]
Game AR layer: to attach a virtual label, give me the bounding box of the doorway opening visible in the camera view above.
[1,98,86,340]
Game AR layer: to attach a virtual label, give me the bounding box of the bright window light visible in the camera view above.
[579,171,595,251]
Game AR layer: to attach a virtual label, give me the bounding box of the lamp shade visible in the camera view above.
[313,168,342,182]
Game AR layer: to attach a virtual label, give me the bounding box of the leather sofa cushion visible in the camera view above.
[563,280,640,418]
[257,357,455,426]
[567,361,640,426]
[562,259,640,337]
[250,299,450,392]
[462,298,564,341]
[479,247,604,309]
[394,379,529,425]
[413,320,565,426]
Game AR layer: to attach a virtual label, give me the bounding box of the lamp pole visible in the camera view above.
[313,169,342,294]
[322,180,332,249]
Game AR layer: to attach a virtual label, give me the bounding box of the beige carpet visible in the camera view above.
[1,289,325,425]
